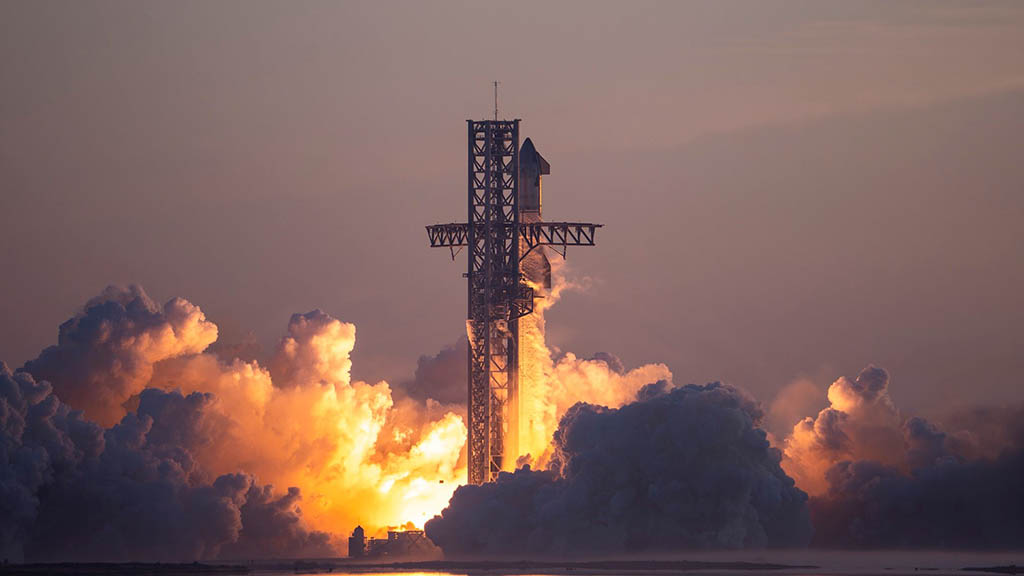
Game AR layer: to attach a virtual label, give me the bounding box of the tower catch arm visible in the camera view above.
[427,222,602,260]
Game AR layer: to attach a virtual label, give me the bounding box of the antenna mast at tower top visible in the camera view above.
[493,81,499,121]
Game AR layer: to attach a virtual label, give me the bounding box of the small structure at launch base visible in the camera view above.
[347,526,436,559]
[426,119,601,484]
[347,525,366,559]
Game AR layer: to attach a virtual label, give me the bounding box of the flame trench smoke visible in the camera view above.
[3,267,1024,560]
[0,267,670,561]
[426,381,813,555]
[424,260,1024,555]
[780,366,1024,548]
[426,362,1024,555]
[2,286,466,561]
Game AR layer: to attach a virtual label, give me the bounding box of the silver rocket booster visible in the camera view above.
[519,137,552,291]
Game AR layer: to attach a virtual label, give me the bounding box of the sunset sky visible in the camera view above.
[4,0,1024,562]
[3,0,1024,428]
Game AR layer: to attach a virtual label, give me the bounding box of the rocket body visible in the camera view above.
[519,137,552,291]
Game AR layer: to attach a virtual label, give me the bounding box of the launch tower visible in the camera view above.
[427,119,601,484]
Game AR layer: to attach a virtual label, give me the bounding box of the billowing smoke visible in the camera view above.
[425,382,813,556]
[426,353,1024,554]
[145,308,467,533]
[3,286,467,561]
[0,365,333,561]
[780,365,1024,548]
[23,285,218,427]
[782,366,907,495]
[810,447,1024,548]
[6,280,1023,559]
[2,275,678,561]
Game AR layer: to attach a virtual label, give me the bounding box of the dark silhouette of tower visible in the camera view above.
[427,119,600,484]
[348,525,365,558]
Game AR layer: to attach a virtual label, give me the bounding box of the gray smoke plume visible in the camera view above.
[21,285,218,426]
[6,285,481,561]
[779,365,1024,548]
[8,285,1024,558]
[425,382,812,556]
[0,365,334,561]
[808,400,1024,548]
[810,447,1024,548]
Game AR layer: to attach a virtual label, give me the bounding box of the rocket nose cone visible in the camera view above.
[520,138,550,174]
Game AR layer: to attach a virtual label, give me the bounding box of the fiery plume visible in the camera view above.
[4,262,673,560]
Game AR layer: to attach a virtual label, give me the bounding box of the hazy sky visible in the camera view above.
[2,0,1023,416]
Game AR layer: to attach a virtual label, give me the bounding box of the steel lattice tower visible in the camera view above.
[427,119,601,484]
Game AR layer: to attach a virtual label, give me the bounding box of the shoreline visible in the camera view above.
[335,559,817,573]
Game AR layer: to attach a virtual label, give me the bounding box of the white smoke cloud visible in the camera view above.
[5,278,682,561]
[9,282,1023,558]
[8,286,468,560]
[781,366,906,495]
[426,382,813,555]
[0,363,334,562]
[778,364,1024,548]
[22,285,218,426]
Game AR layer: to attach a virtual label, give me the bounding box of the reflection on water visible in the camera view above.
[244,552,1021,576]
[253,567,1022,576]
[256,572,1020,576]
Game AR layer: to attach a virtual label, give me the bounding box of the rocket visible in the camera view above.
[519,137,552,291]
[519,138,549,217]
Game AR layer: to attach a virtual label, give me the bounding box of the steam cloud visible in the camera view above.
[425,382,813,555]
[4,281,1024,559]
[426,358,1024,554]
[2,286,467,561]
[0,365,333,561]
[782,366,1024,548]
[23,285,218,427]
[2,281,668,561]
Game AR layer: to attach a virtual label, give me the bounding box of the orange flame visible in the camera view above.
[127,259,672,548]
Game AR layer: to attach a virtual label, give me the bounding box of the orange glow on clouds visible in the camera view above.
[87,259,672,550]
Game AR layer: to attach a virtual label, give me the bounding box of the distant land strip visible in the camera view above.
[963,567,1021,575]
[0,563,249,576]
[343,559,819,573]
